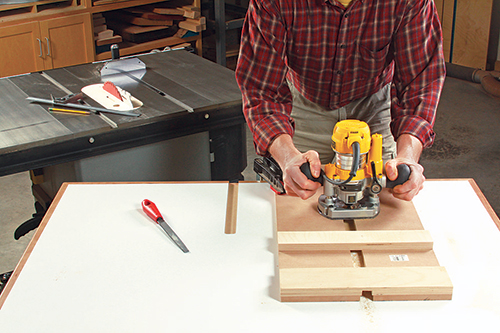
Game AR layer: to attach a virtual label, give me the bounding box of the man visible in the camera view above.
[235,0,445,201]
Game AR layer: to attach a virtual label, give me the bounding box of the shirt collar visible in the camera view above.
[324,0,366,5]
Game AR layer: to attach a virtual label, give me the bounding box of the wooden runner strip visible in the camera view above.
[280,266,453,302]
[224,182,238,234]
[278,230,433,252]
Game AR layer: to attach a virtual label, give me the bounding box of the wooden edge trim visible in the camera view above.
[467,179,500,231]
[277,230,433,252]
[0,183,69,309]
[224,182,238,234]
[45,181,262,185]
[426,178,472,181]
[56,181,231,185]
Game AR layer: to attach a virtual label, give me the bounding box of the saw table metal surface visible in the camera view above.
[0,180,499,332]
[0,50,246,180]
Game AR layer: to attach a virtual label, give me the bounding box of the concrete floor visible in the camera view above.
[1,76,499,280]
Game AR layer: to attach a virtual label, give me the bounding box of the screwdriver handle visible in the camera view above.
[142,199,162,223]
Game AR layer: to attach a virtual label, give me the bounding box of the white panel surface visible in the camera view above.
[0,181,499,332]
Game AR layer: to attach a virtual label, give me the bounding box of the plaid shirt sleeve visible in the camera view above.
[236,0,446,155]
[390,0,446,148]
[235,1,293,156]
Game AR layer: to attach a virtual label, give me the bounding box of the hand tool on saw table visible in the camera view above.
[26,95,141,117]
[254,119,411,220]
[142,199,190,253]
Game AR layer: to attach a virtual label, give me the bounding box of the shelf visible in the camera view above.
[0,0,84,23]
[88,0,166,13]
[0,0,77,13]
[209,0,247,67]
[94,35,199,61]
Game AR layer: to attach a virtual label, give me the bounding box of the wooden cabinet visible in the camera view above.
[0,13,93,77]
[0,0,202,78]
[39,13,94,70]
[0,22,45,77]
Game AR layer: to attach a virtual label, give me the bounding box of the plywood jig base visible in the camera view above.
[276,189,453,302]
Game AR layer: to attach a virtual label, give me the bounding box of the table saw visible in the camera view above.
[0,50,246,200]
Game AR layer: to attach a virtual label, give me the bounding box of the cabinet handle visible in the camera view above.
[45,37,51,56]
[37,38,43,57]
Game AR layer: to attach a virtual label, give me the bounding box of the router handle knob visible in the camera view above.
[300,162,324,184]
[386,164,411,189]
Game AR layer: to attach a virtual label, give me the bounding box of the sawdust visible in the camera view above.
[360,295,375,319]
[360,293,378,329]
[350,251,366,268]
[351,251,362,267]
[359,296,376,328]
[352,250,378,328]
[421,137,469,160]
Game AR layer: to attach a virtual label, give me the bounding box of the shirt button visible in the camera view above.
[336,70,343,75]
[333,92,340,96]
[340,44,347,49]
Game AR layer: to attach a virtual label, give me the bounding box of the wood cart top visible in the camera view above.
[0,180,499,331]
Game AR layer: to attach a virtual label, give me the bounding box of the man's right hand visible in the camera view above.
[268,134,322,199]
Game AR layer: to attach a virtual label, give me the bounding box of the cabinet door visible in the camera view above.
[0,22,45,78]
[39,13,94,70]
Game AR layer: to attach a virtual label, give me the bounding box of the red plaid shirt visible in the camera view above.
[235,0,445,156]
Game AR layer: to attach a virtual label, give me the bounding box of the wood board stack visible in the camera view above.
[276,189,453,302]
[103,4,205,44]
[94,13,122,54]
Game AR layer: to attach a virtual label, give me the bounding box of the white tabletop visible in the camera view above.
[0,180,499,332]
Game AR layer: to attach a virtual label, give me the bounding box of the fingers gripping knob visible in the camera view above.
[386,164,411,189]
[300,162,324,184]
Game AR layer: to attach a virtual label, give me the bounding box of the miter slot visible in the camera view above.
[361,290,374,301]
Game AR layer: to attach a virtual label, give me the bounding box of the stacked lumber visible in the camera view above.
[94,13,122,54]
[153,5,206,33]
[103,4,206,44]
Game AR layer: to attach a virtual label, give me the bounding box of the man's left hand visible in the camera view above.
[385,134,426,201]
[385,157,425,201]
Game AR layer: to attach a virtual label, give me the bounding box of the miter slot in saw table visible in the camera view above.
[276,189,453,302]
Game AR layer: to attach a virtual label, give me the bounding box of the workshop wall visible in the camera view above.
[435,0,498,70]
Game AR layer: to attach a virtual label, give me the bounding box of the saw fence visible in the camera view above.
[276,189,453,302]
